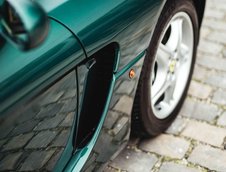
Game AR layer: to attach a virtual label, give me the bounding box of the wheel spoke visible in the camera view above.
[156,101,171,112]
[175,19,183,51]
[179,43,189,63]
[152,74,174,105]
[150,12,194,120]
[167,18,183,52]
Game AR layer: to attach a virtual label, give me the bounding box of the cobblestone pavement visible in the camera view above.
[108,0,226,172]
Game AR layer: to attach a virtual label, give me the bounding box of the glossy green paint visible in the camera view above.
[0,0,169,171]
[0,19,85,117]
[37,0,165,70]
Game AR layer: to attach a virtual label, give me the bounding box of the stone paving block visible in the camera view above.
[198,39,223,55]
[0,152,22,171]
[139,134,190,159]
[200,27,211,38]
[110,148,158,172]
[182,120,226,147]
[208,31,226,45]
[197,54,226,72]
[203,19,226,31]
[192,65,209,81]
[34,114,65,131]
[212,89,226,106]
[166,117,188,135]
[188,145,226,171]
[3,133,34,151]
[205,72,226,90]
[159,162,201,172]
[19,150,55,171]
[217,111,226,126]
[180,99,219,122]
[114,95,133,115]
[26,131,57,149]
[205,9,225,19]
[188,81,212,99]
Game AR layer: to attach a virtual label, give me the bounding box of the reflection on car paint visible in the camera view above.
[0,71,77,171]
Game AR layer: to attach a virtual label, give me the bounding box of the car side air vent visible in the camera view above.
[75,42,119,148]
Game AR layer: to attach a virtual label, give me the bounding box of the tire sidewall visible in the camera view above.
[139,0,199,136]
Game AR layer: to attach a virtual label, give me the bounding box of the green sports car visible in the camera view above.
[0,0,205,171]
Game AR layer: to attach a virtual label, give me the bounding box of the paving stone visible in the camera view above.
[0,152,22,171]
[60,112,74,127]
[205,72,226,89]
[139,134,190,159]
[34,114,65,131]
[51,130,70,147]
[222,49,226,58]
[205,9,225,20]
[180,99,219,122]
[197,55,226,72]
[20,150,55,171]
[110,148,158,172]
[3,133,34,151]
[217,111,226,126]
[188,81,212,99]
[198,40,223,55]
[159,162,201,172]
[10,120,39,136]
[182,120,226,147]
[200,27,211,38]
[188,145,226,171]
[208,31,226,45]
[26,131,57,149]
[203,19,226,31]
[36,103,63,119]
[212,89,226,105]
[114,95,133,115]
[166,117,188,135]
[192,65,209,81]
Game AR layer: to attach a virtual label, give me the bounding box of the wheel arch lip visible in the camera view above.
[193,0,206,28]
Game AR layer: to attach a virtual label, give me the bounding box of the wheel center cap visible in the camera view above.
[169,59,177,73]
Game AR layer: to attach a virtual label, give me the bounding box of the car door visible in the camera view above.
[0,4,86,172]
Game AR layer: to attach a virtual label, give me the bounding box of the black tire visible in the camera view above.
[131,0,199,137]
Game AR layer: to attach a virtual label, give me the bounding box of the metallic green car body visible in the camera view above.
[0,0,205,171]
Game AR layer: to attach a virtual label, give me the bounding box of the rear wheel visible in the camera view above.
[132,0,199,137]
